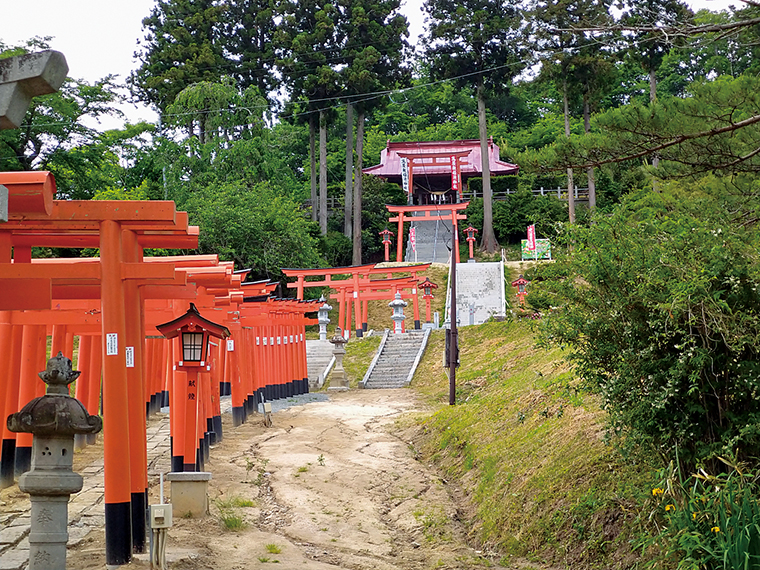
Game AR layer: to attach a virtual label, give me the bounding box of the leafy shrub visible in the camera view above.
[539,183,760,472]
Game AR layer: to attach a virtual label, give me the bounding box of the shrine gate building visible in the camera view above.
[363,138,519,205]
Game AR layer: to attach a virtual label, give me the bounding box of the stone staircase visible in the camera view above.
[446,262,506,326]
[361,329,430,389]
[306,339,334,389]
[405,218,452,263]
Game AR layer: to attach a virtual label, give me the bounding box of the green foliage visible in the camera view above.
[181,182,323,281]
[464,190,566,245]
[538,180,760,471]
[130,0,229,111]
[641,459,760,569]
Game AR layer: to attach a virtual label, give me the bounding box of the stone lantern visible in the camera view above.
[317,296,332,341]
[328,328,349,391]
[463,225,478,262]
[7,352,102,570]
[389,291,407,334]
[379,228,394,262]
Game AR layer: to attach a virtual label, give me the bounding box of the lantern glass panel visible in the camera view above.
[182,332,204,361]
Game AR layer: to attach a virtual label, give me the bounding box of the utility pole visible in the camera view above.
[449,225,458,405]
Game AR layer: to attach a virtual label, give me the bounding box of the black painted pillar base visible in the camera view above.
[363,322,368,332]
[14,446,31,477]
[414,319,421,330]
[105,501,133,566]
[161,390,169,408]
[202,434,210,463]
[171,437,183,472]
[183,461,196,473]
[246,395,255,415]
[0,439,16,488]
[356,328,363,338]
[304,378,310,394]
[221,382,231,396]
[232,406,245,427]
[207,418,216,445]
[131,491,147,553]
[212,415,223,443]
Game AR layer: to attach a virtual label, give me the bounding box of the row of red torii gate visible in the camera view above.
[0,170,448,567]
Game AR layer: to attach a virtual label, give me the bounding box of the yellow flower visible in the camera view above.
[711,526,720,533]
[652,488,664,497]
[692,513,697,520]
[665,504,675,512]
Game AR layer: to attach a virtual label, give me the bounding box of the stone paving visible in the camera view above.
[0,392,329,570]
[0,415,171,570]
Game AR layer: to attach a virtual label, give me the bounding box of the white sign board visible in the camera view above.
[106,333,118,356]
[125,346,134,368]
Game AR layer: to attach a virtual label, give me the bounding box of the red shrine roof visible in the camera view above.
[363,138,519,179]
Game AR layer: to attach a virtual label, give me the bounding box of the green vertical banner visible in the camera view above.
[521,239,551,260]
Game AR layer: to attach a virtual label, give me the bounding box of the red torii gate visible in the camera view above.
[329,276,420,333]
[0,173,197,566]
[282,263,430,334]
[387,202,469,263]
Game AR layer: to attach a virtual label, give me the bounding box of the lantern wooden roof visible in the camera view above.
[156,302,230,340]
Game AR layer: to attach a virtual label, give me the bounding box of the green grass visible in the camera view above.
[215,495,254,531]
[328,334,381,388]
[264,543,282,554]
[410,319,651,569]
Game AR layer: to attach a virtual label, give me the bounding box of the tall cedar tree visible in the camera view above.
[130,0,228,114]
[277,0,343,235]
[338,0,410,262]
[423,0,525,253]
[531,0,612,220]
[224,0,279,102]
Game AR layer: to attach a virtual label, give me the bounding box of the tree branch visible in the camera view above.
[550,112,760,171]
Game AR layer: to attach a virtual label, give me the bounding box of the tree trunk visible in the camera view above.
[649,67,660,189]
[583,94,596,210]
[563,78,575,224]
[309,116,317,223]
[344,102,354,238]
[477,79,498,254]
[319,110,328,235]
[352,110,365,266]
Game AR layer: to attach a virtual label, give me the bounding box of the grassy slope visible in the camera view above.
[410,321,648,569]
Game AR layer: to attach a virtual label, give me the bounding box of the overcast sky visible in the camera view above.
[3,0,736,131]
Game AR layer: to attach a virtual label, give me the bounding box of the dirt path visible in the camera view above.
[65,389,529,570]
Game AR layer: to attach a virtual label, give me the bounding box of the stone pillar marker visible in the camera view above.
[0,50,68,223]
[318,297,332,341]
[7,352,102,570]
[0,50,68,129]
[328,328,349,391]
[389,292,407,334]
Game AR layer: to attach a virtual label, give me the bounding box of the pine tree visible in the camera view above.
[338,0,410,262]
[423,0,525,253]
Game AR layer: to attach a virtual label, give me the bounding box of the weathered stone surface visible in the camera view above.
[0,526,27,546]
[0,51,68,130]
[0,549,28,570]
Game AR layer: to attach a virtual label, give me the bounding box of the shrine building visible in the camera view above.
[363,138,519,205]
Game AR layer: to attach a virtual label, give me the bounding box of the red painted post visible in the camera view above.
[100,219,133,565]
[15,324,47,475]
[0,323,23,488]
[86,335,102,445]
